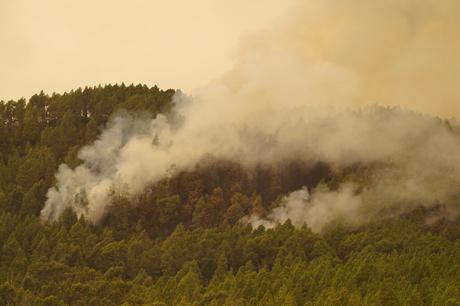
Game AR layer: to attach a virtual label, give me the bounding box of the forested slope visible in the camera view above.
[1,85,460,305]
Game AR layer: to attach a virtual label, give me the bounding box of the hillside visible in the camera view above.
[1,85,460,305]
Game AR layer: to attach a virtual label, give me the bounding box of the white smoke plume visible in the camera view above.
[243,184,362,233]
[41,0,460,229]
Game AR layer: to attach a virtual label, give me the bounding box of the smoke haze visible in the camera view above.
[41,0,460,231]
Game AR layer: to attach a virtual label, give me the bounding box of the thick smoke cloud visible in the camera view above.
[42,0,460,230]
[225,0,460,118]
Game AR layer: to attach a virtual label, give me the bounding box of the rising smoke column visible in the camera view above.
[41,0,460,228]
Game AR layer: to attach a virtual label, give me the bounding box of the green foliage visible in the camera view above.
[1,208,459,305]
[0,84,175,218]
[0,85,459,304]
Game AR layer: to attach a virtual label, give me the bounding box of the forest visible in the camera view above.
[1,84,460,305]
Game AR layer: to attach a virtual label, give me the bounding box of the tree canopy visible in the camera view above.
[0,84,459,305]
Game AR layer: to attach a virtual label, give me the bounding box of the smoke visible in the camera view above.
[243,184,362,233]
[41,0,460,229]
[226,0,460,118]
[243,108,460,232]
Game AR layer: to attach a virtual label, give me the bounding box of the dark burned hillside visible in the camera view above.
[1,86,460,305]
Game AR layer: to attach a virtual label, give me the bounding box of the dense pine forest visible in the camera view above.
[1,84,460,305]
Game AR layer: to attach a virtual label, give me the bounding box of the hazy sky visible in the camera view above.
[0,0,298,100]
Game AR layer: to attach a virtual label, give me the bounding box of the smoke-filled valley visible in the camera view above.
[1,0,460,305]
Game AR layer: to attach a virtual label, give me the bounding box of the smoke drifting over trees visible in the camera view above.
[42,0,460,232]
[3,1,460,304]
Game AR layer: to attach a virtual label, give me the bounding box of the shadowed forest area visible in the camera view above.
[1,85,460,305]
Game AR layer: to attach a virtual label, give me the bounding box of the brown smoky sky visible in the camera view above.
[0,0,297,100]
[2,0,460,118]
